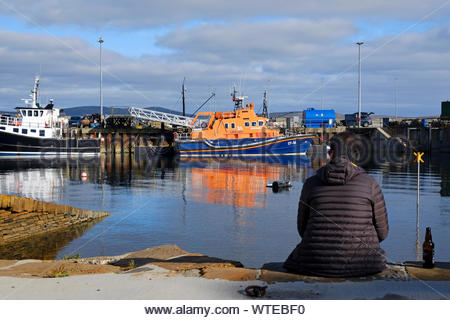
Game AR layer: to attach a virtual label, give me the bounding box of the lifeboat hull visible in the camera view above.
[177,135,314,157]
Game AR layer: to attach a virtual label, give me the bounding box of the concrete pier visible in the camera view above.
[0,245,448,299]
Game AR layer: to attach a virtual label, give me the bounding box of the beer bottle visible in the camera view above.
[422,227,435,268]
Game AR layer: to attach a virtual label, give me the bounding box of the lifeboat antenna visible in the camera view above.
[231,85,247,111]
[262,89,269,118]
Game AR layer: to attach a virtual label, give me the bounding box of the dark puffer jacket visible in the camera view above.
[283,157,389,277]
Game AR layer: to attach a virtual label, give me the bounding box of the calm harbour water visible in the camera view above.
[0,154,449,268]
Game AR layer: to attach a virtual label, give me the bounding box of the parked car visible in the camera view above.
[68,116,82,127]
[343,112,373,127]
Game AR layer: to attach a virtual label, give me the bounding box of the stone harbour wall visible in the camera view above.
[0,194,109,243]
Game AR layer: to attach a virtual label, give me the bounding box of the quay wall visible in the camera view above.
[300,126,450,154]
[0,194,109,243]
[386,126,450,153]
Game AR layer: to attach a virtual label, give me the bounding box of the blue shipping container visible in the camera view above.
[303,108,335,128]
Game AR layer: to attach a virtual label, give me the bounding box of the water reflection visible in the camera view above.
[182,157,310,208]
[0,153,449,267]
[440,157,450,197]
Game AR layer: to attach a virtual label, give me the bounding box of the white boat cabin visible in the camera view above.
[0,77,67,139]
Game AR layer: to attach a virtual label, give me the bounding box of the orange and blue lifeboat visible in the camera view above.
[177,103,314,158]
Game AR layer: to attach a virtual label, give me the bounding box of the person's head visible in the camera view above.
[328,131,356,161]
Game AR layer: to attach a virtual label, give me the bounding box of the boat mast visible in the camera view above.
[262,89,269,118]
[31,76,40,108]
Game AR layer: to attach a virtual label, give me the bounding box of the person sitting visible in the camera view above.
[283,132,389,277]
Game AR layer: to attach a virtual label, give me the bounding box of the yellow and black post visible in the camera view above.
[414,152,424,259]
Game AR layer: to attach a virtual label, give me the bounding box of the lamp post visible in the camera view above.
[356,42,364,127]
[182,77,186,117]
[394,77,398,121]
[98,37,104,124]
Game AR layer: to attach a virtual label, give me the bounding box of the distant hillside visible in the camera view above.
[62,106,183,117]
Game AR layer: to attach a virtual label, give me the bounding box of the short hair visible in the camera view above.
[329,132,356,159]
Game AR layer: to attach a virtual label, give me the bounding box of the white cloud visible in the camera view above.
[1,1,449,28]
[0,4,449,116]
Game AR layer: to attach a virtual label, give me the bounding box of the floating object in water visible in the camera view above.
[267,180,291,192]
[81,172,88,180]
[245,285,267,297]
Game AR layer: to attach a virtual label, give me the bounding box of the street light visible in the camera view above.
[394,77,398,121]
[98,37,104,125]
[356,42,364,127]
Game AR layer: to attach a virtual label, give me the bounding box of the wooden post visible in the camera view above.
[114,132,122,154]
[100,133,106,154]
[130,134,135,154]
[106,133,112,154]
[122,133,129,154]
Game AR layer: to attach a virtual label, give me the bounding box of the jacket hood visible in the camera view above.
[317,156,364,185]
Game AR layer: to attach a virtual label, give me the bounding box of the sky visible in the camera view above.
[0,0,449,116]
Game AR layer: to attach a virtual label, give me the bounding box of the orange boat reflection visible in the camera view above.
[187,159,289,208]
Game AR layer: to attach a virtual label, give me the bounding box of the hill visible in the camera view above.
[0,110,15,115]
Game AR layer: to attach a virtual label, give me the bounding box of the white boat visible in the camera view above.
[0,76,100,158]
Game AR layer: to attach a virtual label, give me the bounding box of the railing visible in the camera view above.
[175,132,193,140]
[0,115,58,129]
[128,107,195,128]
[0,116,19,127]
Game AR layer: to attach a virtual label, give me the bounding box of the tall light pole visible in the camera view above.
[356,42,364,127]
[394,77,398,121]
[182,77,186,117]
[98,37,104,124]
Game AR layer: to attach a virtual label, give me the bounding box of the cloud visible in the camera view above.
[157,19,355,64]
[0,14,449,116]
[1,0,449,28]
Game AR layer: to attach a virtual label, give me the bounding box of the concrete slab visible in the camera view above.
[405,261,450,281]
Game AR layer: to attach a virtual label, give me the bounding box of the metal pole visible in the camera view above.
[98,37,104,125]
[320,77,324,110]
[182,77,186,117]
[394,78,398,121]
[417,157,420,229]
[415,152,423,260]
[356,42,364,128]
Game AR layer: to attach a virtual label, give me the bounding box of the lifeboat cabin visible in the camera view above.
[189,103,280,141]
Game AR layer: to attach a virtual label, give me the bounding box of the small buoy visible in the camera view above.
[81,172,88,181]
[268,180,291,192]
